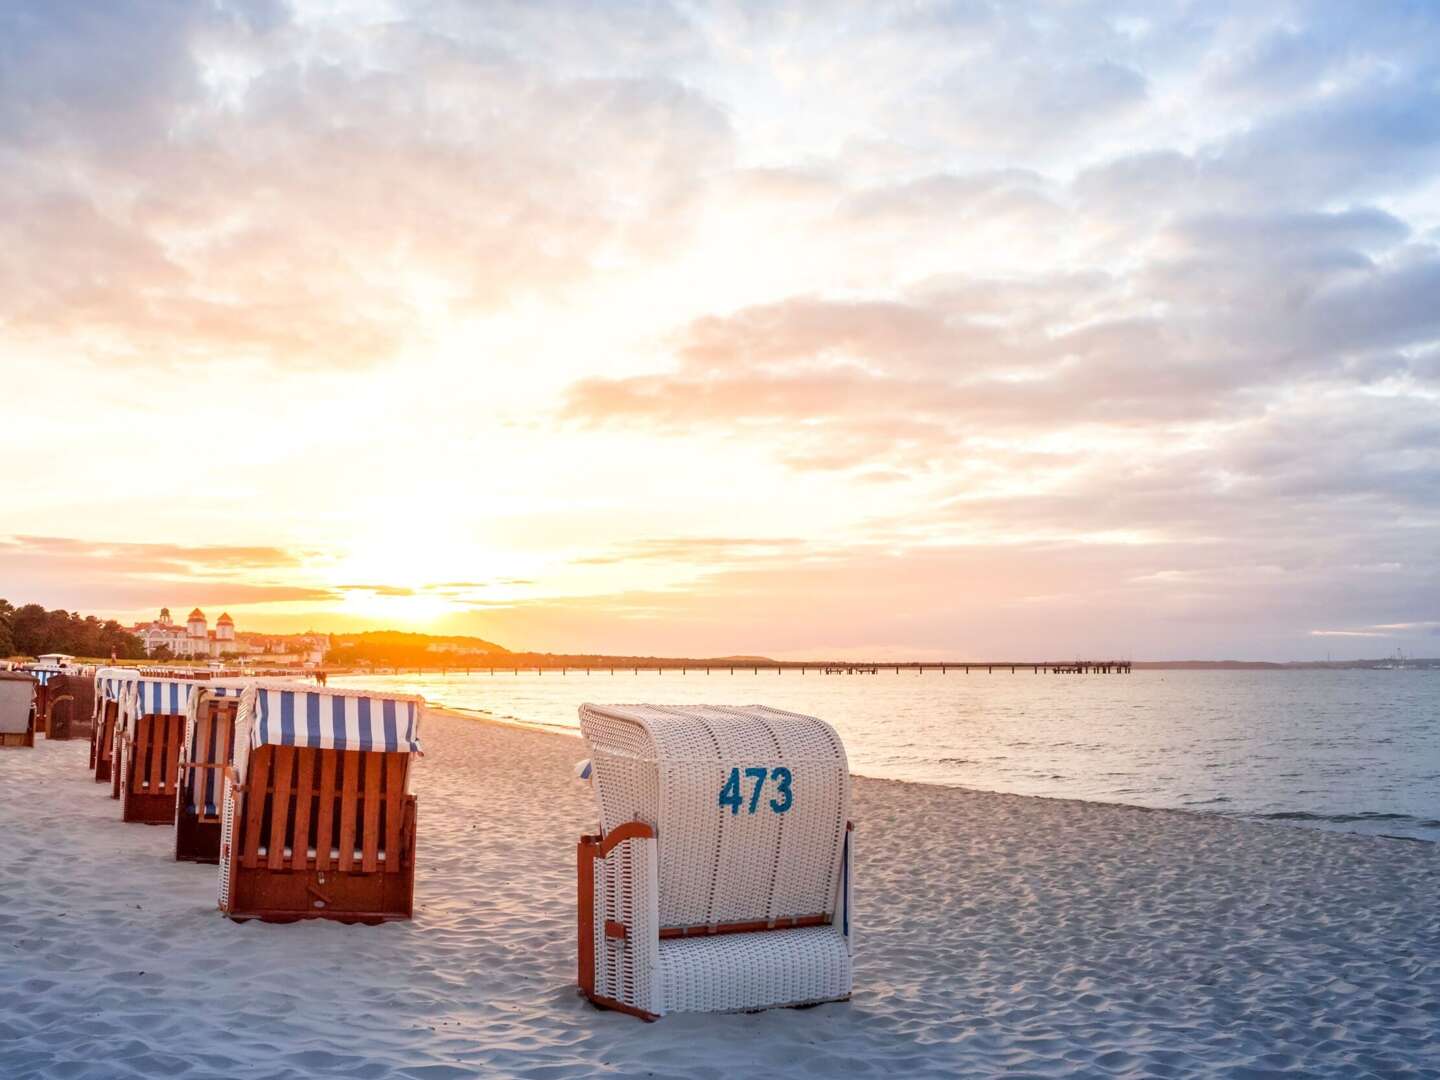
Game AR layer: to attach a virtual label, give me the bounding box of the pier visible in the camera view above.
[363,659,1133,676]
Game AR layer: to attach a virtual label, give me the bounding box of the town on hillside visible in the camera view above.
[129,607,330,665]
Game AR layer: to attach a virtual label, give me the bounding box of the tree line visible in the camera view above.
[0,599,146,660]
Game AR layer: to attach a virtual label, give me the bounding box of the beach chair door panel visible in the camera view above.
[176,700,239,863]
[224,746,416,923]
[122,714,185,824]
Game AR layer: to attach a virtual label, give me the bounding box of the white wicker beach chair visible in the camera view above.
[577,703,853,1019]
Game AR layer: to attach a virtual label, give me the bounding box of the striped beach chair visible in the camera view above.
[175,680,249,863]
[0,671,36,748]
[218,683,425,923]
[117,675,210,823]
[90,669,136,783]
[576,704,854,1019]
[24,669,52,738]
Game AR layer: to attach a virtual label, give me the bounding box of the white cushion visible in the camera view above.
[656,925,851,1014]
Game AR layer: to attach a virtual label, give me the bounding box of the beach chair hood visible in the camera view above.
[115,674,224,736]
[580,703,851,931]
[93,668,138,724]
[231,682,425,786]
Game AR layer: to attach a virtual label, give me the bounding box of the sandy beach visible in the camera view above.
[3,708,1438,1079]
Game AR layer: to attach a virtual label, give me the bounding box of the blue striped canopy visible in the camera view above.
[132,678,243,716]
[252,687,422,755]
[133,679,194,716]
[28,670,56,685]
[96,670,140,702]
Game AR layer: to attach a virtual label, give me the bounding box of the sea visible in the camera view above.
[330,667,1440,842]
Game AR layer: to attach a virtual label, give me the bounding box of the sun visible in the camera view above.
[336,589,458,627]
[318,531,527,629]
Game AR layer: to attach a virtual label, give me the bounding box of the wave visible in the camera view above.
[1254,810,1440,829]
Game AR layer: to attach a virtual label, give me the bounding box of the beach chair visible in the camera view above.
[117,676,211,824]
[90,669,134,783]
[33,672,51,736]
[43,674,95,741]
[175,681,248,863]
[576,704,854,1019]
[0,671,37,747]
[218,683,425,923]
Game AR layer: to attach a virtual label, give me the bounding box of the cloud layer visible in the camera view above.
[3,1,1438,657]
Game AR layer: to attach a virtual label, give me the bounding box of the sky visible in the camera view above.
[3,0,1439,661]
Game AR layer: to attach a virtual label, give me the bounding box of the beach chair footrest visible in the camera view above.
[224,864,413,924]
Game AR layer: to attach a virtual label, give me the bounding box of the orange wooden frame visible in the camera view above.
[577,822,660,1021]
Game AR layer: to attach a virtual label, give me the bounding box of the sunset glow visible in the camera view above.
[4,2,1438,659]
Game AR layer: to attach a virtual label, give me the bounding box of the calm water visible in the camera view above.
[331,668,1440,841]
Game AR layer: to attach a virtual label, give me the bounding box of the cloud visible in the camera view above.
[841,169,1060,228]
[572,537,808,566]
[0,534,326,616]
[929,59,1149,152]
[6,0,1440,659]
[338,584,417,597]
[1311,620,1440,639]
[3,535,303,573]
[0,1,731,368]
[1205,78,1440,205]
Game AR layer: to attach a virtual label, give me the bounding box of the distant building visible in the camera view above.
[131,608,258,659]
[132,608,186,656]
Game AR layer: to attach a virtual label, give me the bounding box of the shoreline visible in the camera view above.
[429,703,1440,847]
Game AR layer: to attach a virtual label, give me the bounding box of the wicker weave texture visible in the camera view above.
[592,834,659,1015]
[656,925,851,1014]
[0,677,31,735]
[218,780,235,909]
[580,703,850,930]
[216,691,256,911]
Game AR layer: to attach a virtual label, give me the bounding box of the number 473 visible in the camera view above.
[718,766,793,815]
